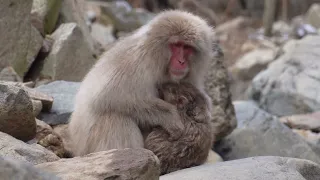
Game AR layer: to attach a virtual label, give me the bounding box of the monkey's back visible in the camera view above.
[144,113,213,175]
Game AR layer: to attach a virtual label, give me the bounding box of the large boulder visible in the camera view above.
[98,1,155,32]
[40,23,96,81]
[215,101,320,164]
[230,48,278,81]
[280,111,320,132]
[160,156,320,180]
[0,66,22,82]
[36,81,80,125]
[31,0,62,34]
[0,132,59,165]
[205,52,237,140]
[0,82,36,141]
[0,156,59,180]
[248,35,320,116]
[37,149,160,180]
[306,3,320,29]
[59,0,99,55]
[0,0,43,78]
[90,23,116,47]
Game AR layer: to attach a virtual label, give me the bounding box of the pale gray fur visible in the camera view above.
[68,10,215,156]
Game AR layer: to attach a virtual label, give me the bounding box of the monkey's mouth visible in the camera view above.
[170,69,187,76]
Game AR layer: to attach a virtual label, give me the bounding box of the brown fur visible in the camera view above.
[145,82,213,174]
[68,10,215,156]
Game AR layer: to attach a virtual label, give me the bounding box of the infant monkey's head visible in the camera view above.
[158,82,207,118]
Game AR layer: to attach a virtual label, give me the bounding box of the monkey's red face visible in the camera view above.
[169,42,194,80]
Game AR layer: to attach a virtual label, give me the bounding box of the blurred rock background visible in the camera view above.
[1,0,320,179]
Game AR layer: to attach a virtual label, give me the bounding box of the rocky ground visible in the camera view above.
[1,0,320,180]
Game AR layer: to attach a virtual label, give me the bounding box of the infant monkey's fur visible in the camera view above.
[145,82,213,175]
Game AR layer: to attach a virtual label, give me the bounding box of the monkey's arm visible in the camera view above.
[118,98,184,137]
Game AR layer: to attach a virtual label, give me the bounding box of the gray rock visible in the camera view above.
[205,52,237,141]
[23,86,54,113]
[90,23,115,46]
[36,149,160,180]
[291,16,318,39]
[0,81,54,112]
[160,156,320,180]
[215,101,320,164]
[215,17,252,35]
[0,156,59,180]
[36,81,80,125]
[31,0,62,34]
[0,132,59,165]
[0,67,22,82]
[59,0,98,55]
[248,36,320,116]
[32,100,43,117]
[230,48,278,81]
[40,23,96,81]
[0,82,36,141]
[0,0,43,78]
[306,3,320,29]
[98,1,155,32]
[280,111,320,132]
[292,129,320,146]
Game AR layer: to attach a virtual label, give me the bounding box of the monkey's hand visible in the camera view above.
[137,99,184,140]
[161,109,184,141]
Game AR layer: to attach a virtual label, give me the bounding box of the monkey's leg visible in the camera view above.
[89,114,144,152]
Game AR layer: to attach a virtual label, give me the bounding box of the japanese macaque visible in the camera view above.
[145,82,213,175]
[68,10,216,156]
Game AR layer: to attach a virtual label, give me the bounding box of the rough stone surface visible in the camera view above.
[248,36,320,116]
[0,132,59,165]
[0,0,43,78]
[0,156,59,180]
[306,3,320,29]
[40,23,96,81]
[24,86,54,112]
[37,149,160,180]
[293,129,320,146]
[0,82,36,141]
[280,111,320,132]
[99,1,155,32]
[0,66,22,82]
[1,81,54,112]
[36,81,80,125]
[90,23,115,46]
[59,0,97,55]
[160,156,320,180]
[204,54,237,141]
[215,101,320,164]
[32,100,43,117]
[215,17,251,35]
[230,48,278,81]
[31,0,62,34]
